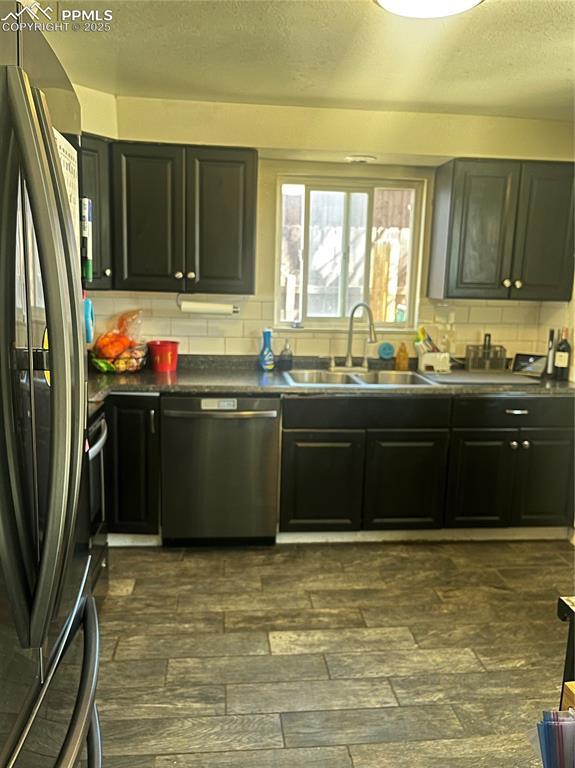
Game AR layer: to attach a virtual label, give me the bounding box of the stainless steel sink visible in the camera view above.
[283,370,359,386]
[283,369,436,387]
[351,371,434,386]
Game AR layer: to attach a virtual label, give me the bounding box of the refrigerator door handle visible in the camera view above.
[55,595,100,768]
[7,66,74,649]
[86,705,102,768]
[0,126,34,644]
[32,86,87,615]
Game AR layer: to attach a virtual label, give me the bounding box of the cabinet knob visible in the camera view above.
[104,268,112,277]
[502,278,512,288]
[174,271,184,279]
[510,441,519,450]
[522,440,530,449]
[187,271,196,280]
[514,279,523,289]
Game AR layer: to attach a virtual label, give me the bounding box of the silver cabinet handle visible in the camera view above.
[522,440,531,449]
[104,268,112,277]
[88,420,108,461]
[174,271,184,279]
[514,279,523,289]
[510,441,519,450]
[505,409,529,415]
[149,409,156,434]
[187,271,196,279]
[502,278,512,288]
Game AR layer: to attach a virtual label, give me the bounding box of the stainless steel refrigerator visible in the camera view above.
[0,7,101,766]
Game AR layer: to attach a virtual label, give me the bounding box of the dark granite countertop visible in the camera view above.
[87,355,575,405]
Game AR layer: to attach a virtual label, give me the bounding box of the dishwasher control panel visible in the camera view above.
[200,398,238,411]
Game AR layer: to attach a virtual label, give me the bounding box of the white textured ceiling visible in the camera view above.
[47,0,575,120]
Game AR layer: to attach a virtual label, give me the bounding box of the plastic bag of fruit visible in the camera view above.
[91,310,147,373]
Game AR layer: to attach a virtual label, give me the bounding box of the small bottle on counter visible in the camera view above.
[395,342,409,372]
[545,328,556,378]
[554,327,571,381]
[277,339,293,371]
[258,328,275,371]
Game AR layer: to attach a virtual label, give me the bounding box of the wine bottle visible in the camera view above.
[554,327,571,381]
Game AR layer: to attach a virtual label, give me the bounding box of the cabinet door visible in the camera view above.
[446,160,520,299]
[186,147,257,294]
[446,430,518,527]
[511,163,574,301]
[512,429,574,526]
[280,430,365,531]
[112,143,185,291]
[80,135,112,289]
[106,396,160,534]
[364,430,449,529]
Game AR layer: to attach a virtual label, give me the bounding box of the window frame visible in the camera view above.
[275,174,426,333]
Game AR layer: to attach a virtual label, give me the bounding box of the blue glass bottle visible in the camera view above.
[259,328,275,371]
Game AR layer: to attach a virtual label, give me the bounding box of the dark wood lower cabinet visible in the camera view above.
[280,430,365,531]
[363,430,449,529]
[446,430,518,527]
[106,395,160,535]
[512,429,574,526]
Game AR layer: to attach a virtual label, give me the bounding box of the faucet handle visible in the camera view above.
[328,354,336,371]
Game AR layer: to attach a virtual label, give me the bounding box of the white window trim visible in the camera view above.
[274,174,427,334]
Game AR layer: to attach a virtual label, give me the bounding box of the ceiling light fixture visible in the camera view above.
[374,0,484,19]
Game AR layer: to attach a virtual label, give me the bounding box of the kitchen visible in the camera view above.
[0,0,574,766]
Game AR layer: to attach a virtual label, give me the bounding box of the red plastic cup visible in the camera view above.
[147,340,179,373]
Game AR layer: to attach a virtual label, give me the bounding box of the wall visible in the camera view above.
[89,158,557,362]
[78,89,573,369]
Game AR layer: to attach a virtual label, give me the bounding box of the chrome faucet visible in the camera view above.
[343,302,378,369]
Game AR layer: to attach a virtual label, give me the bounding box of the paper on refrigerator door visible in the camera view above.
[52,128,80,254]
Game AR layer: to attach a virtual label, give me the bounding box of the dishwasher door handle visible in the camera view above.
[164,410,278,420]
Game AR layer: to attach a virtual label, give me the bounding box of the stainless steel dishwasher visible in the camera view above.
[161,396,280,542]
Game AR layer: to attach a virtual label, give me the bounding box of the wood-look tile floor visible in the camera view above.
[95,540,574,767]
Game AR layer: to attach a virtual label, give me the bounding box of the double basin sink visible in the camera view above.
[283,369,436,388]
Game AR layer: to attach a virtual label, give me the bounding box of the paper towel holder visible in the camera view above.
[177,296,240,315]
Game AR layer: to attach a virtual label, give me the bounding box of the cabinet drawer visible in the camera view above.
[282,396,451,429]
[452,396,574,428]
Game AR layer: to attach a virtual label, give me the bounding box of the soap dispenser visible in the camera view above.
[277,339,293,371]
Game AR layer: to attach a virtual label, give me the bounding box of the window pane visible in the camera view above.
[280,184,305,323]
[346,192,368,314]
[307,191,345,318]
[369,188,415,324]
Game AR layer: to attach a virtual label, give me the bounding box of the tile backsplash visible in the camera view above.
[88,290,571,363]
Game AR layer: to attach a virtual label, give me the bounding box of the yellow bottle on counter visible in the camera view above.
[395,342,409,371]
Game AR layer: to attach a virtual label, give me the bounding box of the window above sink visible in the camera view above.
[275,175,426,333]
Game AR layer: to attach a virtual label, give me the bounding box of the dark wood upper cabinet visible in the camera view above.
[429,158,574,302]
[186,147,257,294]
[110,142,257,294]
[80,135,112,289]
[112,143,186,292]
[429,160,520,300]
[510,163,574,301]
